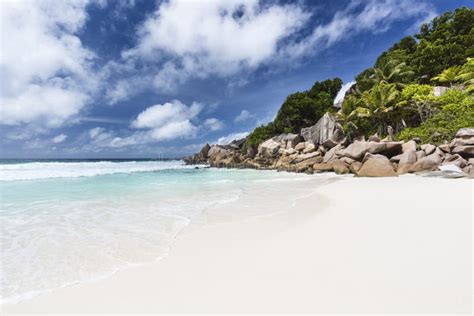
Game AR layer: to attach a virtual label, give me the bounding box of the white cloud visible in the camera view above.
[284,0,436,58]
[89,127,107,140]
[216,131,249,145]
[52,134,67,143]
[121,0,310,93]
[132,100,201,129]
[204,118,224,131]
[0,0,96,128]
[132,100,203,141]
[234,109,254,123]
[86,126,145,149]
[111,0,435,96]
[334,81,356,105]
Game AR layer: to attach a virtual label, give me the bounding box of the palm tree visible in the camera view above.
[431,66,461,87]
[348,83,400,135]
[369,60,415,88]
[455,58,474,93]
[335,95,363,140]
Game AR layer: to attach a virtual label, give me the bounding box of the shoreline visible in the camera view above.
[3,174,472,314]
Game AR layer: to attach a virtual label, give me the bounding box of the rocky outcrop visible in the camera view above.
[185,125,473,178]
[396,150,417,174]
[332,160,350,174]
[300,113,344,146]
[183,143,211,164]
[258,139,281,158]
[357,154,397,177]
[450,128,474,158]
[273,133,303,149]
[410,153,442,173]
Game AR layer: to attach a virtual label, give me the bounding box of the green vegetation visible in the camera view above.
[246,123,277,148]
[244,8,474,148]
[398,90,474,143]
[246,78,342,147]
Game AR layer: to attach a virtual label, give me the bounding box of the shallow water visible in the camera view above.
[0,160,326,304]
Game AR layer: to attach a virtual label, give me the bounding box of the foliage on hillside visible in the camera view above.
[398,90,474,144]
[244,8,474,148]
[246,78,342,147]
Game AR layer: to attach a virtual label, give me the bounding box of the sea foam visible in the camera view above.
[0,162,320,304]
[0,160,203,181]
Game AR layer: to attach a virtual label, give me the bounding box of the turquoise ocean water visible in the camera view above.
[0,160,319,304]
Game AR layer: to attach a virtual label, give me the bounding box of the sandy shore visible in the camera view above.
[3,175,472,314]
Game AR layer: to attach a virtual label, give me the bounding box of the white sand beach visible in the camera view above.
[2,175,472,314]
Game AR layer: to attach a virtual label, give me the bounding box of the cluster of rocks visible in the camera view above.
[185,114,474,178]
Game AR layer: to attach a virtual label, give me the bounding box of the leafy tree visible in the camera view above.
[273,78,342,133]
[354,68,374,93]
[336,95,371,139]
[398,90,474,143]
[246,123,277,148]
[431,66,461,87]
[307,78,343,99]
[456,57,474,93]
[396,84,437,123]
[369,60,415,88]
[413,7,474,81]
[349,83,400,135]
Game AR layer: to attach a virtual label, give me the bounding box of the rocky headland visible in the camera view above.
[185,113,474,179]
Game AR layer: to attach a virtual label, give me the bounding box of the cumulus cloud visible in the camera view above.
[104,0,436,100]
[234,109,255,123]
[116,0,310,95]
[203,118,224,131]
[83,100,226,149]
[52,134,67,143]
[132,100,205,141]
[0,0,96,128]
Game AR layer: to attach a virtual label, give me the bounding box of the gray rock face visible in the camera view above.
[416,150,426,160]
[300,113,344,146]
[368,134,380,142]
[442,154,467,168]
[332,160,350,174]
[273,133,303,149]
[433,86,449,97]
[200,143,211,158]
[292,151,321,163]
[207,145,237,167]
[283,148,297,156]
[399,150,417,165]
[451,138,474,147]
[257,139,281,158]
[302,143,316,153]
[339,141,368,160]
[402,140,417,153]
[357,156,397,177]
[397,150,417,174]
[410,153,442,172]
[349,161,362,173]
[438,144,450,153]
[184,143,212,164]
[455,128,474,138]
[323,144,342,163]
[313,162,334,172]
[421,144,436,155]
[452,146,474,158]
[294,142,306,152]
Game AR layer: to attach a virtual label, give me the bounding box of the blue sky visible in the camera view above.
[0,0,472,158]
